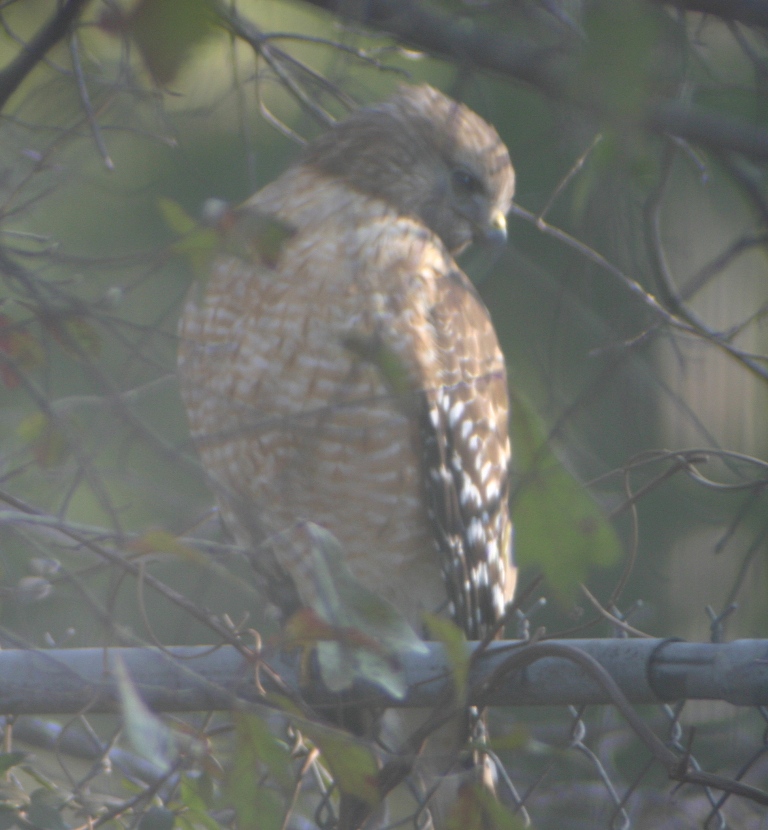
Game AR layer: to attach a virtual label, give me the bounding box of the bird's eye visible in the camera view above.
[452,168,483,195]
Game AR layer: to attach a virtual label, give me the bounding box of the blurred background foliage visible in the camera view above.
[0,0,767,827]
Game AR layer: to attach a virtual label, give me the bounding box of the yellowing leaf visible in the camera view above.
[10,330,44,368]
[159,198,219,279]
[17,412,69,468]
[342,333,413,404]
[446,779,526,830]
[487,723,529,754]
[511,389,621,600]
[0,315,44,388]
[160,199,295,282]
[223,209,295,267]
[158,197,198,236]
[283,607,338,649]
[43,314,101,357]
[64,316,101,356]
[129,529,204,563]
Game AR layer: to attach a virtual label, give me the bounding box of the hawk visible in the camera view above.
[178,83,516,825]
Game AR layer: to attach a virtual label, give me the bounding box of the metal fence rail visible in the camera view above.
[4,638,768,827]
[2,638,767,714]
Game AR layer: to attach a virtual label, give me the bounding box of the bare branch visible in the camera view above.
[0,0,90,110]
[650,0,768,28]
[296,0,768,162]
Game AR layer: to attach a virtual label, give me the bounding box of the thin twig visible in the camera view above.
[0,0,90,109]
[69,31,114,170]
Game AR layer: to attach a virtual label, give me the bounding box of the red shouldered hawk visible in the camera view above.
[178,83,515,825]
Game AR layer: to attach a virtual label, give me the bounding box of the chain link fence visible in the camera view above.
[1,1,767,828]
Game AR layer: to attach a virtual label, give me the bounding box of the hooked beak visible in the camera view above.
[479,210,507,245]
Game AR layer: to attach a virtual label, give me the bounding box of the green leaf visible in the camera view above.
[27,790,68,830]
[114,656,177,775]
[446,779,527,830]
[177,777,224,830]
[158,198,219,278]
[314,638,408,699]
[422,614,469,704]
[232,713,293,790]
[138,806,175,830]
[299,720,380,809]
[227,714,292,830]
[579,0,668,120]
[222,208,295,267]
[0,806,19,830]
[280,522,427,698]
[510,389,621,600]
[299,523,427,653]
[101,0,217,85]
[0,752,26,775]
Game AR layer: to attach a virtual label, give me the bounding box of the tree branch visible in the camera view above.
[297,0,565,94]
[296,0,768,162]
[651,0,768,28]
[0,0,91,111]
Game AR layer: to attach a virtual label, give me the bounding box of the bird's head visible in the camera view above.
[304,84,515,255]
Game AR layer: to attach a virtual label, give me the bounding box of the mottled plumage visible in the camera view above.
[178,83,516,826]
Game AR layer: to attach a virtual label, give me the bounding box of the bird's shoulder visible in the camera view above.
[182,163,498,374]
